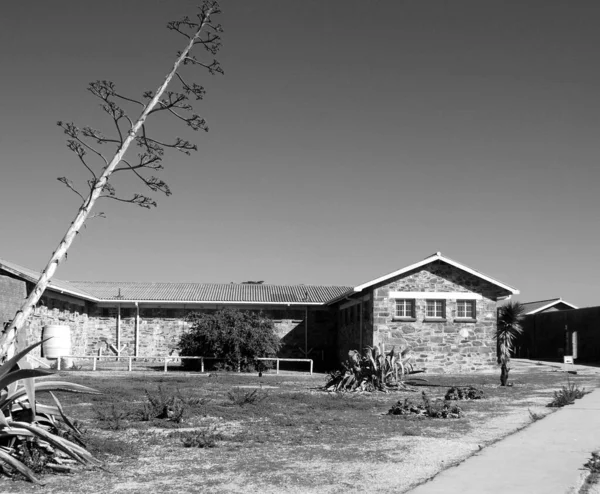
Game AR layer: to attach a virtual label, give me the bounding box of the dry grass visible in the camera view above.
[2,362,597,493]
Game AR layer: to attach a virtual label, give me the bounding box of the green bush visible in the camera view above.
[388,392,463,419]
[547,381,588,408]
[179,308,280,372]
[444,386,485,400]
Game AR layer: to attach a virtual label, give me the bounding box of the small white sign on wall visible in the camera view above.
[564,356,574,365]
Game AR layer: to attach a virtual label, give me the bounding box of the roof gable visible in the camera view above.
[352,252,519,295]
[521,298,578,315]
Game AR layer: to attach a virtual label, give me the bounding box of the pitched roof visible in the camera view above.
[327,251,519,304]
[0,257,351,305]
[0,258,98,301]
[521,298,578,315]
[68,281,352,304]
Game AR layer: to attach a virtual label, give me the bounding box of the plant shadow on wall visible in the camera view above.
[178,308,280,372]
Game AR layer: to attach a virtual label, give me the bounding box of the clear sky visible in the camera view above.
[0,0,598,307]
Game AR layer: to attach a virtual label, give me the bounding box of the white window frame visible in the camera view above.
[395,299,414,319]
[456,300,476,319]
[426,299,445,319]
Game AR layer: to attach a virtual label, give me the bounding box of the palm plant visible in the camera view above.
[0,341,100,483]
[496,302,525,386]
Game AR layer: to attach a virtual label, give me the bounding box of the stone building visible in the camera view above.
[0,252,518,372]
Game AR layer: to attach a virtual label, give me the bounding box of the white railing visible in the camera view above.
[255,357,313,375]
[55,355,313,374]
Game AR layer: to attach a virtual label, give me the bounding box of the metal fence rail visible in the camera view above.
[55,355,313,374]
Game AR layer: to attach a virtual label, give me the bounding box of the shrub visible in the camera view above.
[547,381,588,408]
[325,345,418,392]
[179,308,280,372]
[139,386,188,423]
[388,392,463,419]
[177,427,223,448]
[444,386,485,400]
[0,341,101,483]
[226,387,268,407]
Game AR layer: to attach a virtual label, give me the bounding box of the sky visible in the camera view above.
[0,0,599,307]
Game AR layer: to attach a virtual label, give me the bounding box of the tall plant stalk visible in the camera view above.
[0,2,222,360]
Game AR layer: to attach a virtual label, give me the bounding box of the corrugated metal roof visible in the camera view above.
[68,281,352,304]
[0,257,351,304]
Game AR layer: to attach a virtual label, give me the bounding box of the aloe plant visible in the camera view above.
[0,341,100,483]
[326,345,419,392]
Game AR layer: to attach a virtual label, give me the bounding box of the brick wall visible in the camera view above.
[369,261,502,373]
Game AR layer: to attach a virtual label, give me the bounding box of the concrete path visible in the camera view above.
[409,386,600,494]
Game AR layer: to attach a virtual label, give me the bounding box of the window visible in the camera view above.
[395,299,415,319]
[456,300,476,319]
[426,300,445,319]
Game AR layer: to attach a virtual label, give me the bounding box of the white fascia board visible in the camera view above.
[0,263,99,302]
[96,300,325,306]
[388,291,482,300]
[353,253,519,295]
[526,299,579,315]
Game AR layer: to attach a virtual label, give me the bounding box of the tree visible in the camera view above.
[496,301,525,386]
[0,2,223,360]
[179,308,280,371]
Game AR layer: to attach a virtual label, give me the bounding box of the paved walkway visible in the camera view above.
[409,378,600,494]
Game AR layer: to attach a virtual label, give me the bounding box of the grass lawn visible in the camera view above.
[2,362,598,493]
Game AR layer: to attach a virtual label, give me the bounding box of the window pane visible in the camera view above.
[395,299,412,318]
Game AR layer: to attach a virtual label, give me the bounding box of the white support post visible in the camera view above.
[276,359,280,375]
[128,357,132,372]
[92,357,97,371]
[116,303,121,358]
[134,302,140,358]
[57,358,61,371]
[201,357,204,373]
[310,360,313,375]
[164,358,169,373]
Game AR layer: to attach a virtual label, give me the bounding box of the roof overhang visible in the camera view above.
[525,298,578,315]
[0,261,99,302]
[327,252,518,305]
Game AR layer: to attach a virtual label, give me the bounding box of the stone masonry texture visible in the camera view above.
[369,261,504,373]
[21,304,336,369]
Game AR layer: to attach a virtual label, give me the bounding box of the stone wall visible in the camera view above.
[371,261,501,373]
[0,274,27,327]
[21,304,335,368]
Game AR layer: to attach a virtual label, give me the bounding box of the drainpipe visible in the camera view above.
[134,302,139,357]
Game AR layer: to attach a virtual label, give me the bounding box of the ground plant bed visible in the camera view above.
[2,363,597,493]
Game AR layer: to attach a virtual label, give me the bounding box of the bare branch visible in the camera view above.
[175,73,206,100]
[101,193,157,209]
[57,177,86,202]
[58,121,109,167]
